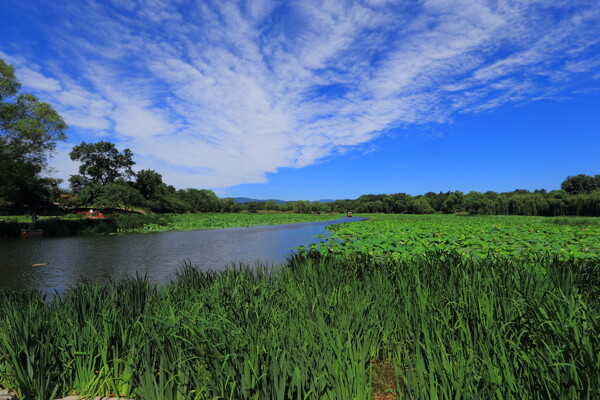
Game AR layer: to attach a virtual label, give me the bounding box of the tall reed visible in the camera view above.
[0,252,598,399]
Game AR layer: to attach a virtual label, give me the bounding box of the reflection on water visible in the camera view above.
[0,217,365,295]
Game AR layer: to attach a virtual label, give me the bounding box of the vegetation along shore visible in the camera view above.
[0,250,598,399]
[0,212,343,239]
[1,214,599,399]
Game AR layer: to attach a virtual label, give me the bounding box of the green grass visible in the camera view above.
[301,214,600,260]
[151,212,343,232]
[0,252,598,399]
[1,214,85,223]
[2,213,598,398]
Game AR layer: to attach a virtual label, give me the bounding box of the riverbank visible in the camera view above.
[0,212,346,238]
[1,215,366,295]
[1,252,598,399]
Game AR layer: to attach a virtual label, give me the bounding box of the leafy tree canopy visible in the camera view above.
[561,174,600,195]
[96,181,145,210]
[69,141,135,190]
[0,59,67,212]
[134,169,166,200]
[177,188,220,213]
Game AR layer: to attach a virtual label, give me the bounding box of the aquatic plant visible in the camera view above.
[303,214,600,260]
[0,252,597,399]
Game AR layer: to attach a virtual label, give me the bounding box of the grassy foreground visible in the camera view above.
[1,252,598,399]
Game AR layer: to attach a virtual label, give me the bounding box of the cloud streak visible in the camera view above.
[2,0,599,190]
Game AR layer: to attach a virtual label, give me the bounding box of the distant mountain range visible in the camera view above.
[228,197,335,204]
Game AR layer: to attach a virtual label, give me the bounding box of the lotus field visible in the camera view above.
[304,214,600,260]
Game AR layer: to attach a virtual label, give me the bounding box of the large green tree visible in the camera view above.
[69,141,135,190]
[134,169,166,200]
[0,59,67,212]
[442,191,465,213]
[177,188,220,212]
[464,191,493,214]
[561,174,600,195]
[69,141,141,207]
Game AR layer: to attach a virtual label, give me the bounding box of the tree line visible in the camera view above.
[237,176,600,217]
[327,182,600,216]
[2,58,599,217]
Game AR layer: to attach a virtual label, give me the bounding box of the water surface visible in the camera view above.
[0,217,365,295]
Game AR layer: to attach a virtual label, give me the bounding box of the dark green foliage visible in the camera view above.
[442,191,465,213]
[330,186,600,217]
[407,197,435,214]
[0,214,175,238]
[0,213,342,238]
[107,213,174,232]
[67,141,144,209]
[134,169,167,200]
[0,218,21,238]
[95,182,145,210]
[176,189,220,213]
[69,141,136,188]
[464,191,494,214]
[0,253,598,399]
[561,174,600,195]
[0,58,67,213]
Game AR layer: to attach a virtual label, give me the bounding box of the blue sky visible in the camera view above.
[1,0,599,201]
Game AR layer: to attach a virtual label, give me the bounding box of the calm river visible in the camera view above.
[0,217,364,295]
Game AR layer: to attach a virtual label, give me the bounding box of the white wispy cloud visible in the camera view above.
[2,0,599,190]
